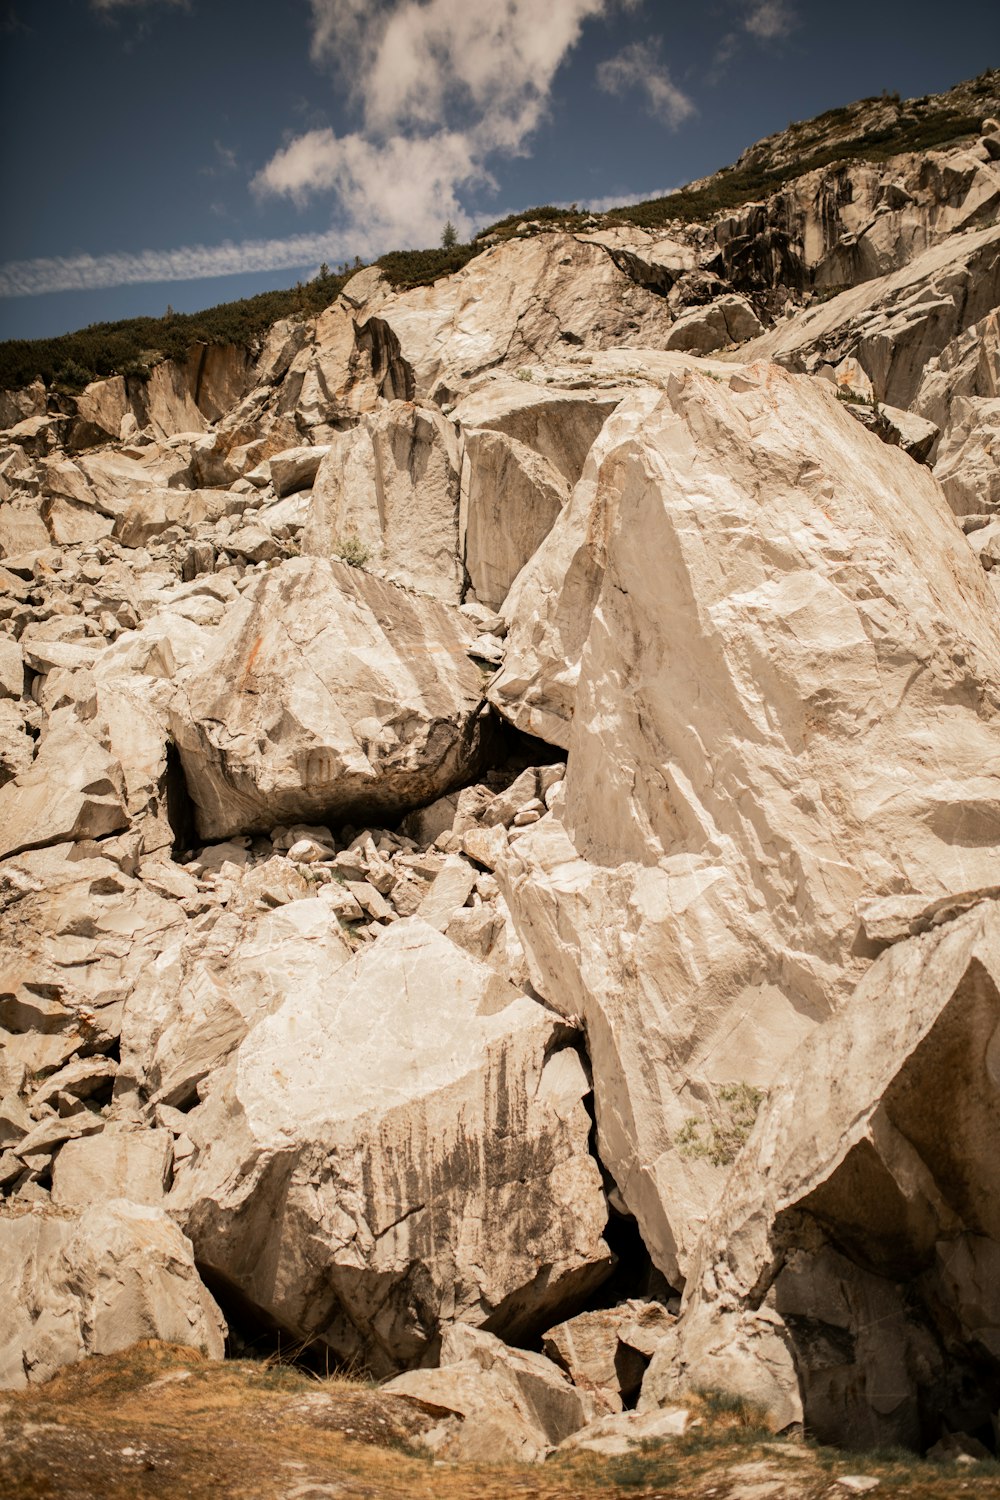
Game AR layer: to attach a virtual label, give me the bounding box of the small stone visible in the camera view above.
[286,837,329,865]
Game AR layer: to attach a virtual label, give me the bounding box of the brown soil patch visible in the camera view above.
[1,1342,999,1500]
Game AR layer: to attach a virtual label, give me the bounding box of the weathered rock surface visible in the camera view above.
[664,295,764,353]
[499,359,1000,1284]
[488,379,664,745]
[652,900,1000,1451]
[50,1125,173,1208]
[914,308,1000,515]
[119,897,352,1109]
[169,557,488,839]
[0,1200,226,1387]
[452,377,624,612]
[3,73,1000,1453]
[170,919,610,1375]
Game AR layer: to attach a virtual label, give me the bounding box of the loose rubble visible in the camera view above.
[1,71,1000,1478]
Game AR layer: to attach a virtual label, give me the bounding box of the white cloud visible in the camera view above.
[579,185,677,213]
[254,0,617,247]
[254,127,481,247]
[743,1,796,41]
[595,40,695,129]
[712,2,796,73]
[0,231,360,298]
[306,0,606,136]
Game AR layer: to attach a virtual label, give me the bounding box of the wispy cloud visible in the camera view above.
[90,0,187,10]
[712,1,797,74]
[744,0,796,40]
[0,232,359,298]
[579,185,677,213]
[595,39,695,129]
[200,140,240,178]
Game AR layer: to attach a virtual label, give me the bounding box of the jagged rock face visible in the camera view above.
[654,900,1000,1450]
[170,919,611,1376]
[914,308,1000,516]
[736,221,1000,408]
[0,1200,226,1388]
[0,716,129,859]
[169,556,488,840]
[712,144,1000,299]
[66,346,254,451]
[498,360,1000,1284]
[274,290,412,439]
[0,842,186,1087]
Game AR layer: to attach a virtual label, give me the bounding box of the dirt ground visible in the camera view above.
[1,1342,999,1500]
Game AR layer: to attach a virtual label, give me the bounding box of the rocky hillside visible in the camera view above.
[2,74,1000,1485]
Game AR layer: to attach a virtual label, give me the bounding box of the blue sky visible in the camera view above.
[1,0,997,341]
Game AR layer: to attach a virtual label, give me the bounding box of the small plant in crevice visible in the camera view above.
[836,385,878,409]
[674,1082,766,1167]
[334,532,370,568]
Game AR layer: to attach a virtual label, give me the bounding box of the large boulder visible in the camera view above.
[376,233,678,398]
[68,376,132,451]
[302,402,464,603]
[648,900,1000,1451]
[170,919,611,1376]
[488,383,663,745]
[461,428,569,609]
[498,359,1000,1284]
[169,556,489,840]
[0,1200,226,1389]
[663,295,764,353]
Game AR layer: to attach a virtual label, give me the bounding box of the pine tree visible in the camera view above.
[441,220,458,249]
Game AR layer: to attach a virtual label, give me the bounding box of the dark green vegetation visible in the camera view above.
[482,73,998,237]
[606,101,990,231]
[0,245,478,394]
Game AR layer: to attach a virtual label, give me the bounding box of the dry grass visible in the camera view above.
[1,1343,999,1500]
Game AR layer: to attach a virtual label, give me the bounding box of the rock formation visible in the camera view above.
[1,66,1000,1467]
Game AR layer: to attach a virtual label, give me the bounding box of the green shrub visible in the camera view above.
[334,533,370,568]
